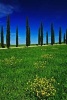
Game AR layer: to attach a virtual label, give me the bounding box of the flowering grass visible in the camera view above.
[41,54,53,59]
[1,56,23,66]
[0,45,67,100]
[25,75,56,100]
[34,60,46,68]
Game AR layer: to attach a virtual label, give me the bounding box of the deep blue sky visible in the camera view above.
[0,0,67,44]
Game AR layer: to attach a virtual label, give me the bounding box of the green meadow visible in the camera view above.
[0,45,67,100]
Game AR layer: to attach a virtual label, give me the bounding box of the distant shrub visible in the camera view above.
[36,44,38,46]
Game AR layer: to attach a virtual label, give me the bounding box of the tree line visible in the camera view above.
[0,16,67,48]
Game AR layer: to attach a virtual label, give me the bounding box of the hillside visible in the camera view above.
[0,45,67,100]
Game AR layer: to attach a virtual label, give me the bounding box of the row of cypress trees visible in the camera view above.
[0,16,19,48]
[0,16,67,48]
[0,16,11,48]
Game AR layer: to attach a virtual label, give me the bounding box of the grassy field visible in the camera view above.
[0,45,67,100]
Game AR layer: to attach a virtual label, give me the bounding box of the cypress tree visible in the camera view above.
[66,29,67,44]
[1,26,4,48]
[51,23,53,45]
[6,15,10,48]
[41,22,43,46]
[6,33,7,46]
[59,27,62,44]
[46,31,48,45]
[26,18,28,46]
[28,27,30,46]
[38,28,41,45]
[51,23,54,45]
[0,27,1,46]
[63,33,65,43]
[26,17,30,46]
[16,26,18,47]
[53,29,55,44]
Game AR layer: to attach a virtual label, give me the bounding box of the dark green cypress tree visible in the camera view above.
[51,23,54,45]
[51,23,53,45]
[6,33,7,46]
[59,27,62,44]
[41,22,43,46]
[26,17,30,46]
[63,33,65,43]
[46,31,48,45]
[26,17,29,46]
[16,26,18,47]
[6,15,10,48]
[66,29,67,44]
[1,26,4,48]
[53,29,55,44]
[28,28,30,46]
[29,27,31,45]
[0,27,1,46]
[38,28,41,45]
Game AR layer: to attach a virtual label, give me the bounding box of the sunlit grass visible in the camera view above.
[0,45,67,100]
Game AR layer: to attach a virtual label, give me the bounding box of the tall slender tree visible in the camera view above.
[26,18,28,46]
[38,27,41,45]
[59,27,62,44]
[0,27,1,46]
[28,27,30,46]
[26,17,30,46]
[6,15,10,48]
[63,33,65,43]
[51,23,54,45]
[1,26,4,48]
[53,29,55,44]
[46,31,48,45]
[16,26,18,47]
[66,29,67,44]
[41,22,43,46]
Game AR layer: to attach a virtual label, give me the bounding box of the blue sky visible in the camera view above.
[0,0,67,44]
